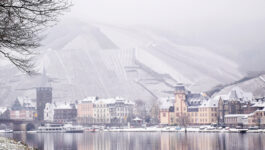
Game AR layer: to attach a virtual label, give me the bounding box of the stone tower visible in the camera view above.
[36,68,52,121]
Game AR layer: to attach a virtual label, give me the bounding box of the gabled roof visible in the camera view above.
[0,107,8,114]
[16,97,36,108]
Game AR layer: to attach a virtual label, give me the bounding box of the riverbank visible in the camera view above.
[102,127,265,133]
[0,136,35,150]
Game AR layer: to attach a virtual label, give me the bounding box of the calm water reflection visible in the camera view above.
[1,132,265,150]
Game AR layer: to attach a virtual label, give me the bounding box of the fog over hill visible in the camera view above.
[1,0,265,105]
[1,20,254,105]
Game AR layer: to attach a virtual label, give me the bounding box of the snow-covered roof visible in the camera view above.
[16,97,36,108]
[94,97,135,105]
[54,103,75,109]
[94,98,116,104]
[225,114,249,118]
[80,97,97,103]
[159,97,174,109]
[200,98,218,108]
[160,100,173,109]
[0,107,8,114]
[251,101,265,108]
[133,117,142,121]
[187,93,208,106]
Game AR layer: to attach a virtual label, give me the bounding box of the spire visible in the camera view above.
[39,66,51,87]
[43,66,46,77]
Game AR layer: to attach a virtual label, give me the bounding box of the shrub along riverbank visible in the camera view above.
[0,137,35,150]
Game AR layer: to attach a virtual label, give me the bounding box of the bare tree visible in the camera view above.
[177,113,190,132]
[0,0,71,74]
[253,113,262,129]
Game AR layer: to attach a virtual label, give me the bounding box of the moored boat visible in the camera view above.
[37,124,65,133]
[64,124,84,133]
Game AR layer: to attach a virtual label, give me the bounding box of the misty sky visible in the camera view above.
[66,0,265,72]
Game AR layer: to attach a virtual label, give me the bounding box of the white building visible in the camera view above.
[93,99,112,124]
[225,114,249,127]
[92,97,135,125]
[44,103,55,122]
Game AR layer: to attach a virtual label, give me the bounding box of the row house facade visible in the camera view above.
[76,97,135,125]
[93,98,135,125]
[108,98,135,125]
[93,99,111,124]
[77,97,96,125]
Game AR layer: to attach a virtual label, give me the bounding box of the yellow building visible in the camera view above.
[159,97,175,125]
[160,85,218,126]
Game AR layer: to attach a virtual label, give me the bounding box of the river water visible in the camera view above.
[1,132,265,150]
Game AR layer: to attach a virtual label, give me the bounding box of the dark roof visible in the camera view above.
[175,85,185,91]
[186,93,208,106]
[169,106,174,112]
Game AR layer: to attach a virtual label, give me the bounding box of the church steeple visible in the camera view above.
[39,66,51,88]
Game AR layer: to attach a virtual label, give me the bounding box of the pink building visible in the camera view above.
[9,110,35,120]
[9,97,36,120]
[77,97,96,125]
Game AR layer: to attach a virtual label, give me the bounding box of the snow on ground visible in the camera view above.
[0,137,33,150]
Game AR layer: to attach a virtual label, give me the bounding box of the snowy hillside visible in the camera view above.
[0,20,246,105]
[214,74,265,99]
